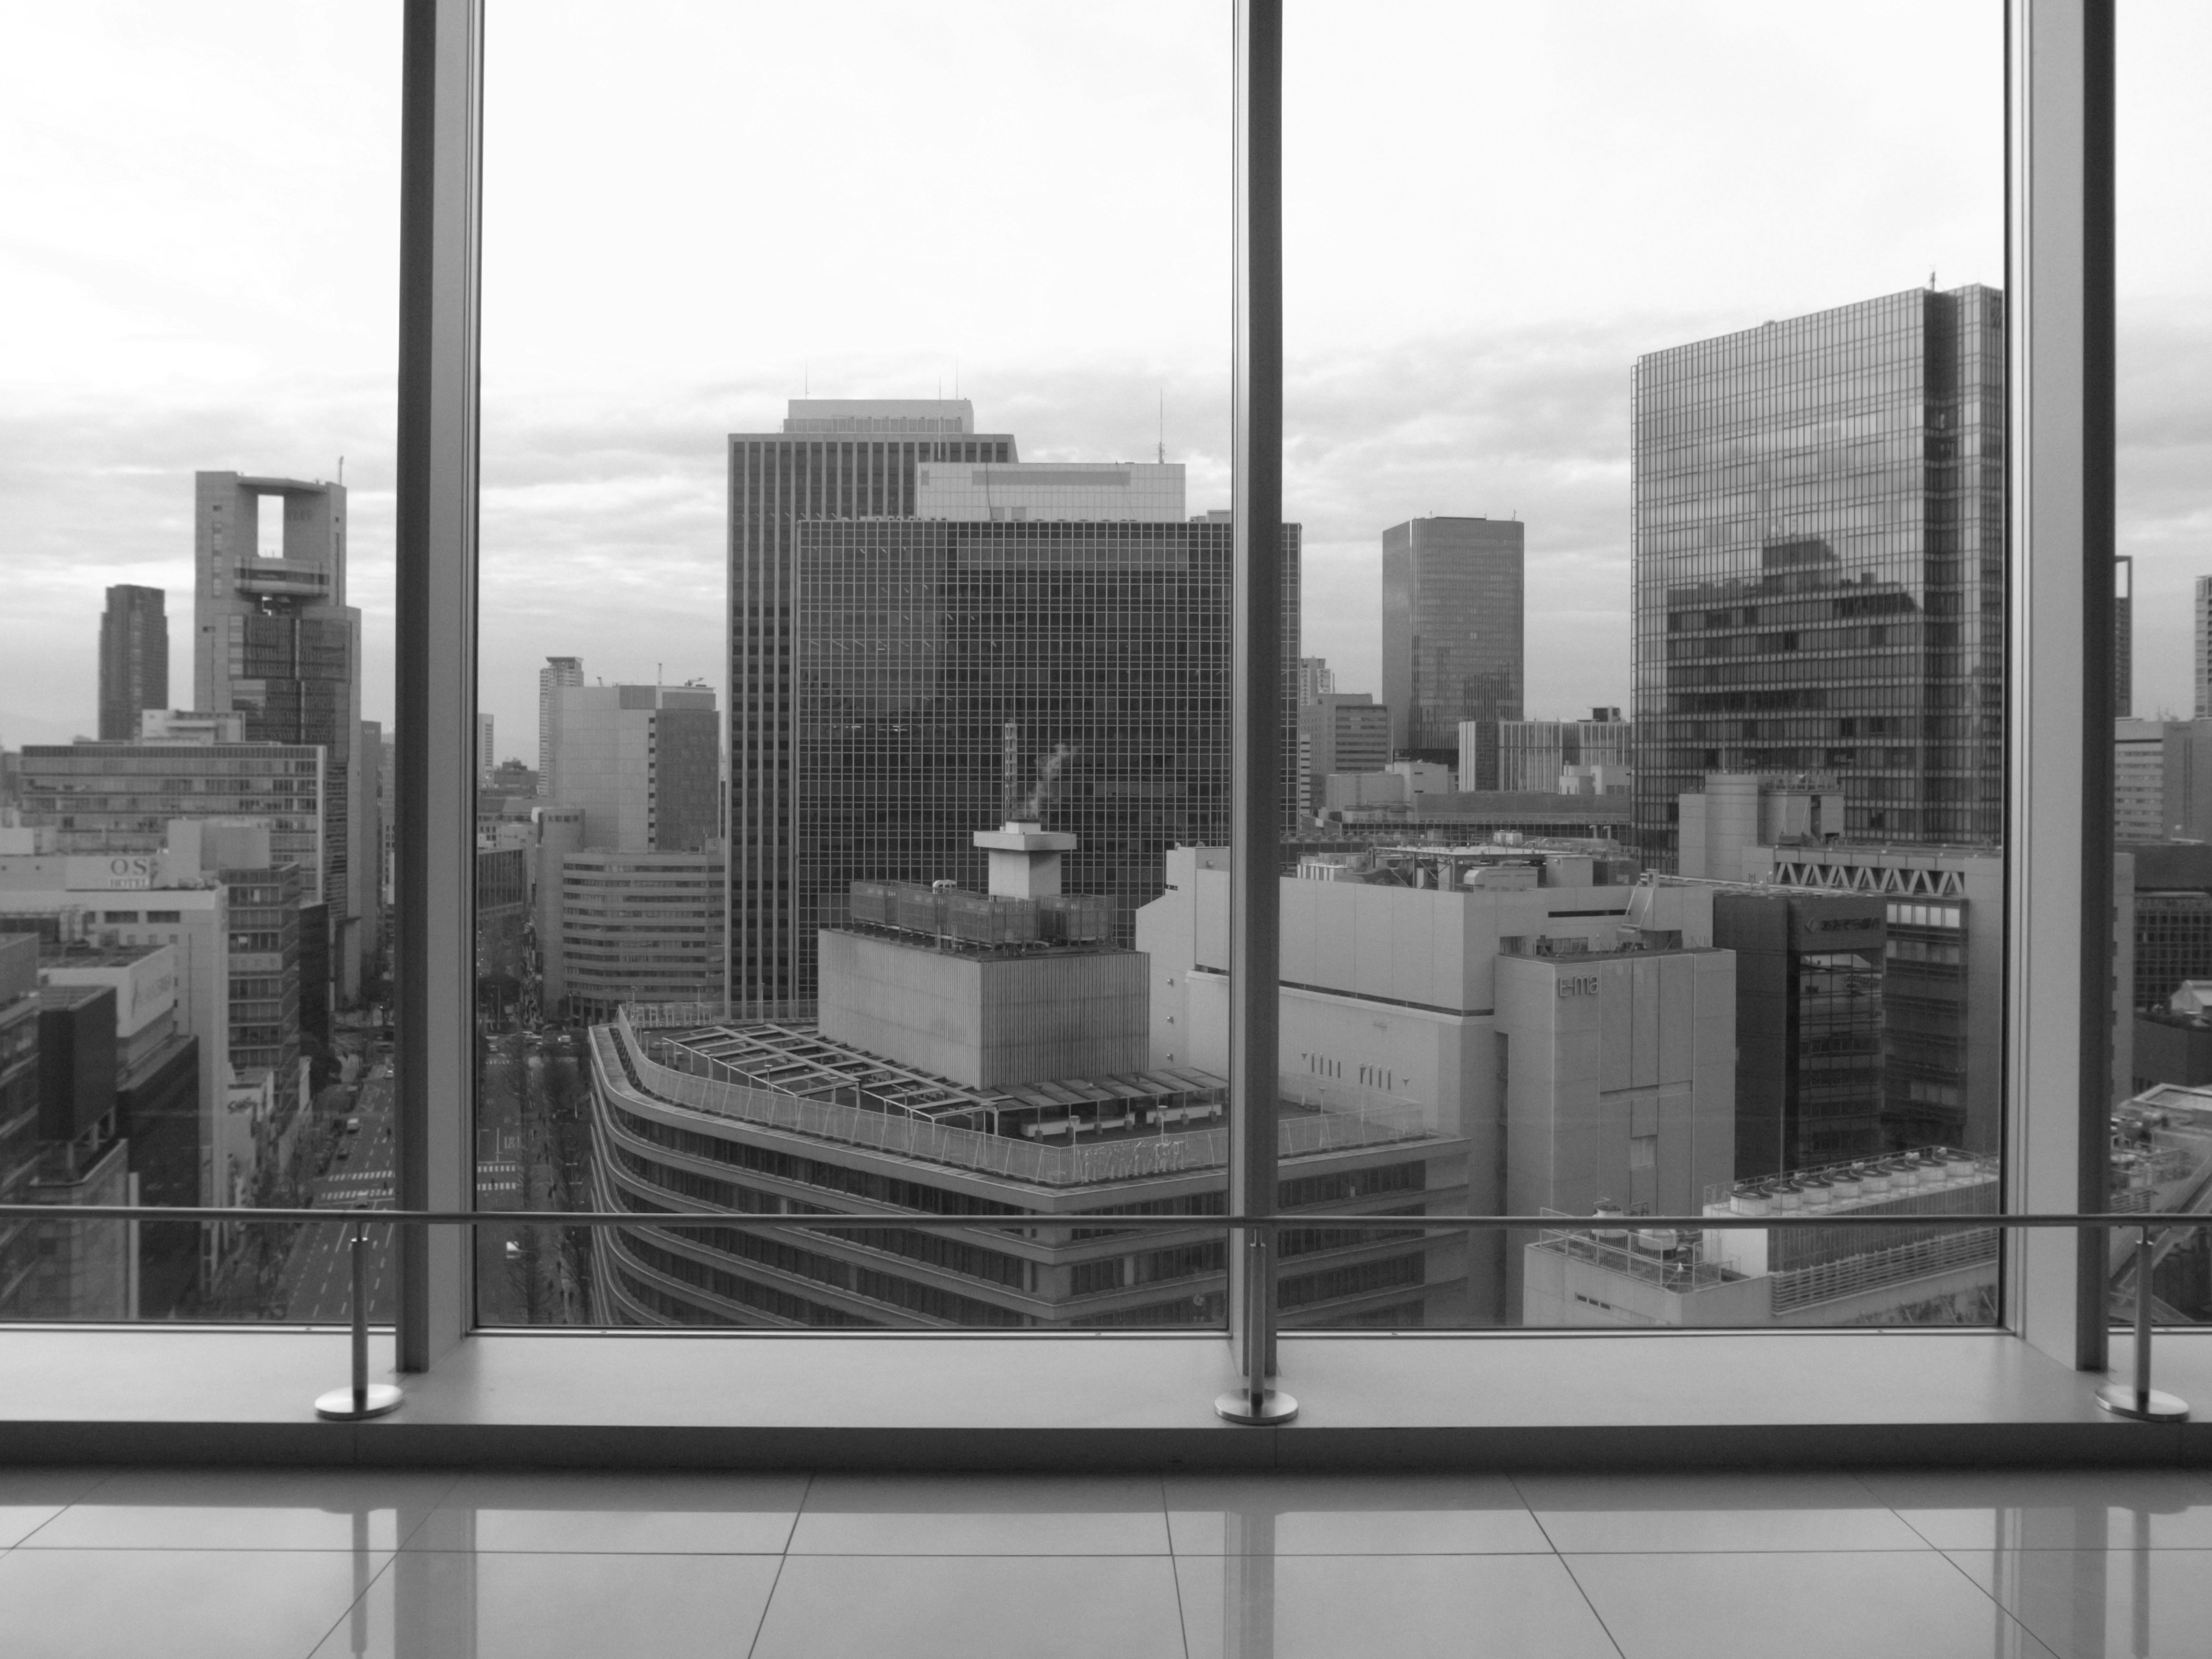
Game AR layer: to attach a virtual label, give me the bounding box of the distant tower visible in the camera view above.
[97,585,168,740]
[2196,577,2212,719]
[476,713,495,786]
[1296,657,1335,706]
[538,656,584,797]
[192,470,367,997]
[1381,517,1524,783]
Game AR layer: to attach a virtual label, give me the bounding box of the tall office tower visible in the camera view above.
[1631,286,2006,869]
[1297,657,1335,705]
[537,657,583,795]
[2114,556,2133,718]
[2196,577,2212,719]
[476,713,494,786]
[726,399,1018,1008]
[791,512,1300,1003]
[191,471,368,998]
[544,683,718,853]
[97,586,168,740]
[1380,517,1524,786]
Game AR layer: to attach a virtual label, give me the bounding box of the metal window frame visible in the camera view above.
[387,0,2116,1377]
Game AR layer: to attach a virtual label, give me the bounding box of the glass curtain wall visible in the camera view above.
[1277,0,2010,1328]
[2111,0,2212,1325]
[0,3,400,1322]
[474,0,1254,1330]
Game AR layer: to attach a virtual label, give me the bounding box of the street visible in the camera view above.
[273,1060,397,1323]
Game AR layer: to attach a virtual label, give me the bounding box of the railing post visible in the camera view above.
[316,1220,404,1422]
[1217,1222,1296,1425]
[2096,1223,2187,1422]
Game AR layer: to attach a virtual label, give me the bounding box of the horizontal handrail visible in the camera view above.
[0,1205,2204,1232]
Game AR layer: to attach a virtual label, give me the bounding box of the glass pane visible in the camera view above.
[2112,0,2212,1323]
[0,3,398,1320]
[478,1,1244,1328]
[1262,0,2006,1327]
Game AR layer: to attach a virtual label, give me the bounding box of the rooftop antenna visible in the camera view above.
[337,456,344,484]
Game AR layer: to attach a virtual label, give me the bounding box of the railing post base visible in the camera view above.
[316,1383,405,1423]
[2094,1383,2188,1423]
[1215,1388,1298,1426]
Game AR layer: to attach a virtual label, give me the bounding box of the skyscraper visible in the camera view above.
[2115,556,2133,719]
[538,657,583,796]
[1631,286,2006,868]
[191,471,369,997]
[476,713,494,786]
[97,585,168,741]
[726,400,1018,1007]
[791,513,1300,1003]
[1380,517,1524,784]
[1296,657,1335,705]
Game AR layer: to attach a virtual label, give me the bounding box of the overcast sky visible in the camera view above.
[2,1,2205,759]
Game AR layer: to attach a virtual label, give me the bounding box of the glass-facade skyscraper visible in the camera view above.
[1632,286,2006,869]
[97,585,168,741]
[1380,517,1524,783]
[791,516,1300,1003]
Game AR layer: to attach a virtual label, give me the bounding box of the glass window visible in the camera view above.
[0,2,399,1323]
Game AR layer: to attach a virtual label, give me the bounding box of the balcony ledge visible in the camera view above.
[2,1325,2209,1471]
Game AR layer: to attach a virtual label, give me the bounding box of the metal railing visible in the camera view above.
[0,1203,2205,1427]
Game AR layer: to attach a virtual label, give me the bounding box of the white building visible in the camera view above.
[543,683,718,854]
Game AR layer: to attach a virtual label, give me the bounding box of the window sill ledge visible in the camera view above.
[3,1327,2207,1471]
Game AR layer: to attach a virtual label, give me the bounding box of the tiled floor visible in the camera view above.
[0,1463,2205,1657]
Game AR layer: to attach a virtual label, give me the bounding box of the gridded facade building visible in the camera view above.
[1381,517,1524,780]
[11,744,327,903]
[1632,287,2006,869]
[728,401,1018,1009]
[550,851,726,1022]
[224,863,301,1085]
[791,516,1300,1002]
[97,586,168,741]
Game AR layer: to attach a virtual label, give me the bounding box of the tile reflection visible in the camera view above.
[1165,1473,1548,1555]
[16,1468,454,1551]
[1948,1547,2212,1659]
[1175,1552,1619,1659]
[1857,1469,2212,1550]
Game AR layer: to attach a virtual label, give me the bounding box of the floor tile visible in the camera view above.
[1517,1470,1930,1552]
[0,1468,112,1548]
[19,1466,457,1551]
[1165,1472,1550,1555]
[404,1469,806,1554]
[1946,1547,2212,1658]
[1175,1552,1620,1659]
[1565,1550,2058,1659]
[309,1550,782,1658]
[788,1474,1169,1555]
[1858,1467,2212,1550]
[751,1554,1185,1659]
[0,1547,388,1659]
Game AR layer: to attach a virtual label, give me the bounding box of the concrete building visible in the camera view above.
[544,683,718,855]
[1491,715,1633,796]
[476,714,495,787]
[1297,658,1335,705]
[0,935,40,1310]
[97,586,168,741]
[1675,773,1845,881]
[1522,1145,1999,1328]
[592,825,1464,1330]
[1298,694,1391,813]
[10,739,327,906]
[192,471,370,999]
[1382,517,1524,779]
[1138,841,1729,1321]
[1633,287,2006,868]
[2198,577,2212,720]
[537,657,584,796]
[2116,718,2169,841]
[0,849,231,1199]
[20,983,132,1320]
[2115,556,2133,718]
[543,849,725,1023]
[1320,791,1636,843]
[34,941,198,1313]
